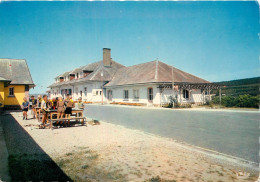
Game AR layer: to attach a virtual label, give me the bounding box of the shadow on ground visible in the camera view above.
[1,114,71,181]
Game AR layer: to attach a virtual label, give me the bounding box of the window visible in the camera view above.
[183,89,189,99]
[77,73,79,79]
[100,91,102,95]
[80,91,82,97]
[25,85,29,91]
[9,87,14,96]
[133,89,139,100]
[68,89,72,95]
[123,90,129,100]
[96,91,98,95]
[148,88,153,101]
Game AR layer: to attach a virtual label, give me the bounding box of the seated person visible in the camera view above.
[64,94,75,126]
[49,97,57,109]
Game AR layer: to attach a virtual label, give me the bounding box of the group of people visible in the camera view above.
[21,94,84,128]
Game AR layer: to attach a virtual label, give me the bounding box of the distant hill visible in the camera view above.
[213,77,260,96]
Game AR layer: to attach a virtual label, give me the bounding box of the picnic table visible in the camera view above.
[37,108,84,128]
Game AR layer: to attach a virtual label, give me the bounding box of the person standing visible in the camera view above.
[37,95,42,107]
[78,97,84,110]
[77,97,84,118]
[21,97,29,120]
[57,97,65,126]
[31,95,37,119]
[40,95,49,128]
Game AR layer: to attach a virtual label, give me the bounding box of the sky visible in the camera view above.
[0,1,259,94]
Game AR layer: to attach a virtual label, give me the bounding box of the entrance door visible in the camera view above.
[107,90,113,101]
[148,88,153,103]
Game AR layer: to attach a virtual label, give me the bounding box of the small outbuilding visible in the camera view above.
[0,59,35,109]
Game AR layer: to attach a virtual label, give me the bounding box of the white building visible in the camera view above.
[48,48,124,103]
[49,48,218,106]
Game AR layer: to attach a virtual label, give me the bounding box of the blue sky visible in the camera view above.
[0,1,258,94]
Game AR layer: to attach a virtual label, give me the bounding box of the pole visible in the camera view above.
[171,67,174,108]
[219,88,222,106]
[101,68,104,105]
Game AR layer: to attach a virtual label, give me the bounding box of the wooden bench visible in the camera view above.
[49,117,87,128]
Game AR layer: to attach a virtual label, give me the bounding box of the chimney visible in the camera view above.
[103,48,112,67]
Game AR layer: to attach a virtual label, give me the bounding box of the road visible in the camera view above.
[84,104,259,164]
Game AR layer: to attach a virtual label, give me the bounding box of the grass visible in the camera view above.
[54,149,127,182]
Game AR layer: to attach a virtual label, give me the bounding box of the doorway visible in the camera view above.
[148,87,153,103]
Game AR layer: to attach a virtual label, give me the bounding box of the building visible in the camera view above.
[0,59,35,109]
[49,48,218,106]
[48,48,125,102]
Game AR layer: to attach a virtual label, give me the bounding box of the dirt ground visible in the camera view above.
[1,111,258,182]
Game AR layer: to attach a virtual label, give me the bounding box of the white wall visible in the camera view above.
[106,85,204,106]
[106,84,161,105]
[50,81,106,102]
[50,82,204,105]
[161,88,203,104]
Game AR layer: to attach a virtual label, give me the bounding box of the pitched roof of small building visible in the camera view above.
[105,60,210,87]
[0,59,34,85]
[0,76,11,82]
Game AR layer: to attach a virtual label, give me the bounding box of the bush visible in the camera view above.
[212,94,259,108]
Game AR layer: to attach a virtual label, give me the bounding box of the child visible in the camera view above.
[78,97,84,110]
[37,95,42,107]
[57,97,65,125]
[40,95,49,128]
[31,95,37,119]
[21,97,29,120]
[77,97,84,118]
[64,94,75,126]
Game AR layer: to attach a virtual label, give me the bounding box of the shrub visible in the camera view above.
[212,94,259,108]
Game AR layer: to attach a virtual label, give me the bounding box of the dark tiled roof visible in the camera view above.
[105,60,210,87]
[49,60,125,88]
[69,66,86,74]
[83,61,102,71]
[0,59,34,85]
[54,61,101,79]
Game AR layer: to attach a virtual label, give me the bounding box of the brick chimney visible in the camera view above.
[103,48,112,67]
